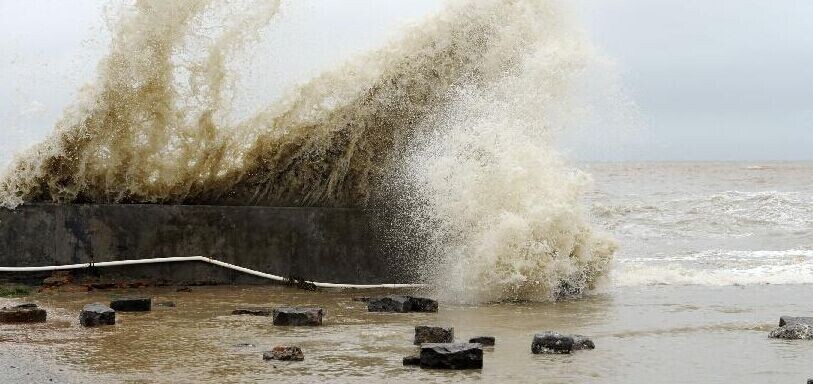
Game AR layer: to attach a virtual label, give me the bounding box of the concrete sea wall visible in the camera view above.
[0,204,409,285]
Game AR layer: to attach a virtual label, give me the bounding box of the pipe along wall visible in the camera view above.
[0,204,415,286]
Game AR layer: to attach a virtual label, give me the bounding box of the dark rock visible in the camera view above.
[573,335,596,350]
[263,346,304,361]
[419,343,483,369]
[272,307,323,326]
[532,332,574,354]
[14,303,38,309]
[155,301,176,308]
[80,303,116,327]
[0,306,47,324]
[769,323,813,340]
[415,326,454,345]
[469,336,495,346]
[779,316,813,327]
[368,296,411,313]
[110,297,151,312]
[232,308,272,316]
[403,355,421,366]
[408,297,439,313]
[176,287,192,293]
[367,296,439,313]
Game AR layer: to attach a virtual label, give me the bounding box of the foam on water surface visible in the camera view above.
[587,162,813,288]
[614,249,813,287]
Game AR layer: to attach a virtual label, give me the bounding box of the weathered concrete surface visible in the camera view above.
[0,204,410,284]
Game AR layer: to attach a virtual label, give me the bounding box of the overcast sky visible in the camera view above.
[576,0,813,161]
[1,0,811,166]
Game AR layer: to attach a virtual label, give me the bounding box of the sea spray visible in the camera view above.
[395,12,617,302]
[0,0,617,302]
[0,0,281,207]
[0,0,523,206]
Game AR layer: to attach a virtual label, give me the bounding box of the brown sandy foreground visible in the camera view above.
[2,284,813,383]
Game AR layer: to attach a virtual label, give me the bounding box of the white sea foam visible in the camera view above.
[614,249,813,286]
[591,190,813,241]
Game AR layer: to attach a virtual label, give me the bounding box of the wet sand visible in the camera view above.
[2,284,812,383]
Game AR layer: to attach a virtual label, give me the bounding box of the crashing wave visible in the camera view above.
[0,0,616,302]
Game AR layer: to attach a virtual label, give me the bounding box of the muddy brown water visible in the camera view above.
[2,284,813,383]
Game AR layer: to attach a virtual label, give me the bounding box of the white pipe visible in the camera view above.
[0,256,426,289]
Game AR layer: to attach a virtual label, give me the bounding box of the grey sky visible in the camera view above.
[1,0,812,166]
[575,0,813,161]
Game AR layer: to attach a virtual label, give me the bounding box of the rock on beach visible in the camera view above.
[532,332,574,354]
[263,346,304,361]
[419,343,483,369]
[272,307,323,326]
[769,323,813,340]
[770,316,813,340]
[367,296,438,313]
[110,297,151,312]
[80,303,116,327]
[367,296,411,312]
[531,332,596,354]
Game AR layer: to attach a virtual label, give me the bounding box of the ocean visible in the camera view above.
[588,162,813,288]
[2,162,812,383]
[1,0,811,381]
